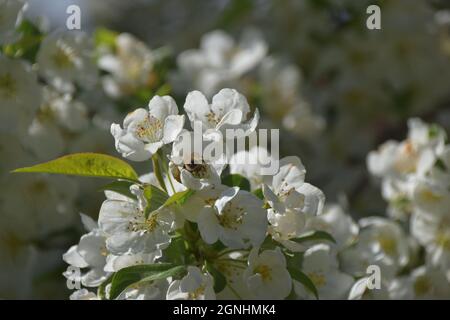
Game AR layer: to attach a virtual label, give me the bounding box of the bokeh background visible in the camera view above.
[2,0,450,299]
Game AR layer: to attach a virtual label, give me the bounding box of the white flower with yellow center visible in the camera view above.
[183,88,259,139]
[98,185,174,255]
[111,95,185,161]
[389,266,450,299]
[367,118,445,180]
[340,217,410,280]
[411,210,450,277]
[181,184,228,222]
[243,247,292,300]
[166,266,215,300]
[263,156,325,216]
[63,228,110,287]
[99,33,155,98]
[263,156,325,250]
[294,244,354,299]
[195,187,267,249]
[37,31,98,93]
[174,29,267,96]
[411,178,450,218]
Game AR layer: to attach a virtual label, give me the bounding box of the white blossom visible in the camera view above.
[294,244,354,299]
[98,185,174,254]
[243,247,292,300]
[98,33,155,98]
[183,88,259,139]
[166,266,215,300]
[111,95,185,161]
[37,31,98,93]
[197,187,267,248]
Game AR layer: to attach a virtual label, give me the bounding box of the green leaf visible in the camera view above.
[13,153,139,182]
[99,180,136,199]
[94,27,118,49]
[164,189,195,207]
[97,275,114,300]
[109,264,185,299]
[435,158,448,172]
[163,235,187,265]
[285,251,304,270]
[2,20,42,62]
[143,184,169,218]
[290,231,336,244]
[288,267,319,299]
[222,174,251,191]
[205,261,227,293]
[253,188,264,200]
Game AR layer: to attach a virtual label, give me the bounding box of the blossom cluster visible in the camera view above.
[2,0,450,300]
[365,118,450,298]
[63,89,334,300]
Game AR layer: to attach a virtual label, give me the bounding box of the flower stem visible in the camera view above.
[159,150,176,194]
[152,153,167,193]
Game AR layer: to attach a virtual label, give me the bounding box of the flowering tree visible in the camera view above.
[2,0,450,300]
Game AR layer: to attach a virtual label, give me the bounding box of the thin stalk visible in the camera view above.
[152,153,167,193]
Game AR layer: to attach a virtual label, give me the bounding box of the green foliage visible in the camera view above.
[205,261,227,293]
[163,235,187,266]
[99,180,136,198]
[288,267,319,299]
[94,27,118,50]
[222,174,251,191]
[253,188,264,200]
[2,20,43,62]
[143,184,169,218]
[13,153,139,182]
[164,189,195,207]
[109,263,186,299]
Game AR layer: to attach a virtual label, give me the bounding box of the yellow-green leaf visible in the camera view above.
[13,153,139,182]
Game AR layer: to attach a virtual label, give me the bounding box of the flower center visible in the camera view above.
[414,276,431,296]
[254,265,272,282]
[135,115,163,143]
[52,44,76,69]
[0,73,17,99]
[217,204,244,230]
[100,245,108,257]
[421,189,443,203]
[188,285,205,299]
[307,272,327,288]
[128,213,159,233]
[206,112,220,127]
[394,141,417,173]
[436,232,450,251]
[377,235,397,256]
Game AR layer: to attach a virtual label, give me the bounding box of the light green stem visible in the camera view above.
[152,153,167,193]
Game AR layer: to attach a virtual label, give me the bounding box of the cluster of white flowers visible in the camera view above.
[63,88,337,300]
[364,118,450,298]
[3,0,450,300]
[0,0,119,298]
[172,29,324,141]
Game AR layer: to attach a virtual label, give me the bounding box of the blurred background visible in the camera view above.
[2,0,450,298]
